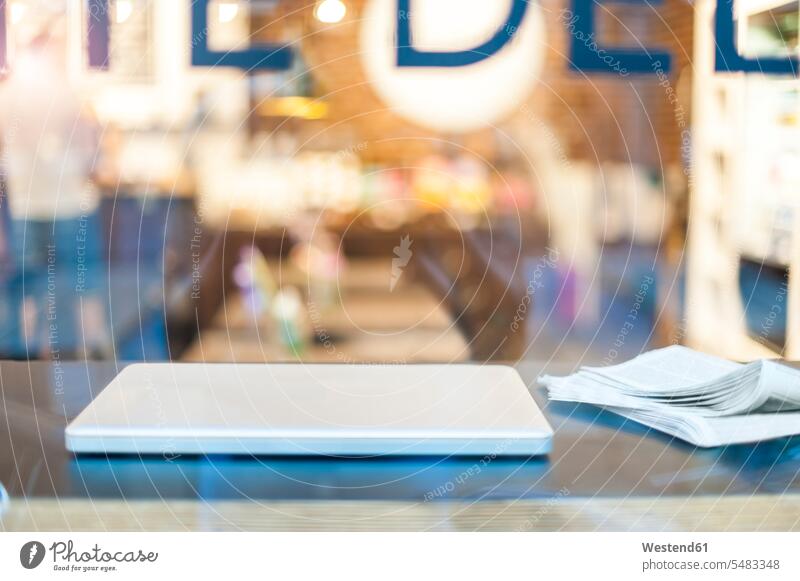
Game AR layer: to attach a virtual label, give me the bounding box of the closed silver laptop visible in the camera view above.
[66,363,552,456]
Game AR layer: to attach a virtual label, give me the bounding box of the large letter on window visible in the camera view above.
[568,0,671,74]
[87,0,110,69]
[191,0,292,70]
[396,0,529,67]
[715,0,798,74]
[0,1,6,74]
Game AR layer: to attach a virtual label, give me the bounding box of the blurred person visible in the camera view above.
[0,26,108,359]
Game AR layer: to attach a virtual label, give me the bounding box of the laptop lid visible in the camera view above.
[66,363,552,456]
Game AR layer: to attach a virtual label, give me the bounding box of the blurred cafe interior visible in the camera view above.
[0,0,798,368]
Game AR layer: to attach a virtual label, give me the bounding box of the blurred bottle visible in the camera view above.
[271,286,310,357]
[233,245,277,325]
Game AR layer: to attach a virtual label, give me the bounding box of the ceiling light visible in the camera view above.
[115,0,133,24]
[315,0,346,24]
[218,2,240,24]
[10,2,26,25]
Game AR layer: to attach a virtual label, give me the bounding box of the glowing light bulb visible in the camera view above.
[115,0,133,24]
[218,2,239,24]
[10,2,26,25]
[315,0,346,24]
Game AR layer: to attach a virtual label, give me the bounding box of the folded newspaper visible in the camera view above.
[539,346,800,447]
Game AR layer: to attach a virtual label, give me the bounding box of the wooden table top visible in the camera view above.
[2,360,800,531]
[3,496,799,532]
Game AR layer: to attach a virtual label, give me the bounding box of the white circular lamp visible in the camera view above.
[360,0,545,133]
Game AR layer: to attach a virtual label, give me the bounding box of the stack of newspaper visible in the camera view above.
[539,346,800,447]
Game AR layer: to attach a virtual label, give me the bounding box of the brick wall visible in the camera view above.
[252,0,694,172]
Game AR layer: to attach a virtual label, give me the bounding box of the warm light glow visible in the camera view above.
[315,0,346,24]
[10,2,26,25]
[115,0,133,24]
[218,1,240,24]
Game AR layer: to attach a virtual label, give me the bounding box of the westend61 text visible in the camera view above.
[642,542,708,553]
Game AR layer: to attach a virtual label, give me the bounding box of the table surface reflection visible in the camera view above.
[2,360,799,506]
[0,362,800,501]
